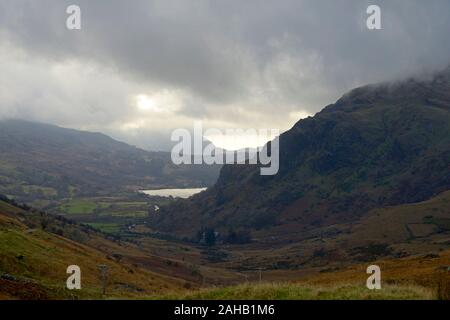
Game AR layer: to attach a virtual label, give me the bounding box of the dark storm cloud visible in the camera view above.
[1,0,450,149]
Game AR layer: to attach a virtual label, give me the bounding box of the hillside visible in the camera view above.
[1,194,448,300]
[206,190,450,277]
[1,194,266,299]
[150,68,450,239]
[0,120,220,204]
[156,245,450,300]
[0,196,197,299]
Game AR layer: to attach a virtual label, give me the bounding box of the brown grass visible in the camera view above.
[437,271,450,300]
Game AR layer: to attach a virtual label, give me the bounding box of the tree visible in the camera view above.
[204,228,216,246]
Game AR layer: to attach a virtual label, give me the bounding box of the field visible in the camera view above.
[155,282,433,300]
[60,199,99,214]
[47,194,161,236]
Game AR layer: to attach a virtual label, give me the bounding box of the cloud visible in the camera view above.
[1,0,450,150]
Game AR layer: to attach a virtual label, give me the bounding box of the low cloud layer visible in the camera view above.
[1,0,450,150]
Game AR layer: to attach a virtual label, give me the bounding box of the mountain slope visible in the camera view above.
[0,120,220,203]
[151,68,450,239]
[0,196,193,299]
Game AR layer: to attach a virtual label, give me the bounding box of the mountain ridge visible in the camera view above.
[0,119,220,204]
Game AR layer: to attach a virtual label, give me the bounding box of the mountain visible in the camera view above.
[150,68,450,239]
[0,120,220,203]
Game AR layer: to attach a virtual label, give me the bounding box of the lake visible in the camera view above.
[140,187,207,199]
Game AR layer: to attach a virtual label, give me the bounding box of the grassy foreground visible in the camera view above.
[152,282,434,300]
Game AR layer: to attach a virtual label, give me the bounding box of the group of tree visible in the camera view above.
[196,228,217,246]
[195,227,252,246]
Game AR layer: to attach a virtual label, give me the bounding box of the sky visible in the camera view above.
[1,0,450,150]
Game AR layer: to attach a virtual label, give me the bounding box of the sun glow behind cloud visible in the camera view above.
[136,94,157,112]
[134,90,183,114]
